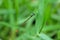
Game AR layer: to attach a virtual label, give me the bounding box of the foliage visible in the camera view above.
[0,0,60,40]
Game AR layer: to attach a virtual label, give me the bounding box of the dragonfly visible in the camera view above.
[23,13,35,23]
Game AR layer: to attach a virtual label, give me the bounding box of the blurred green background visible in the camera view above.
[0,0,60,40]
